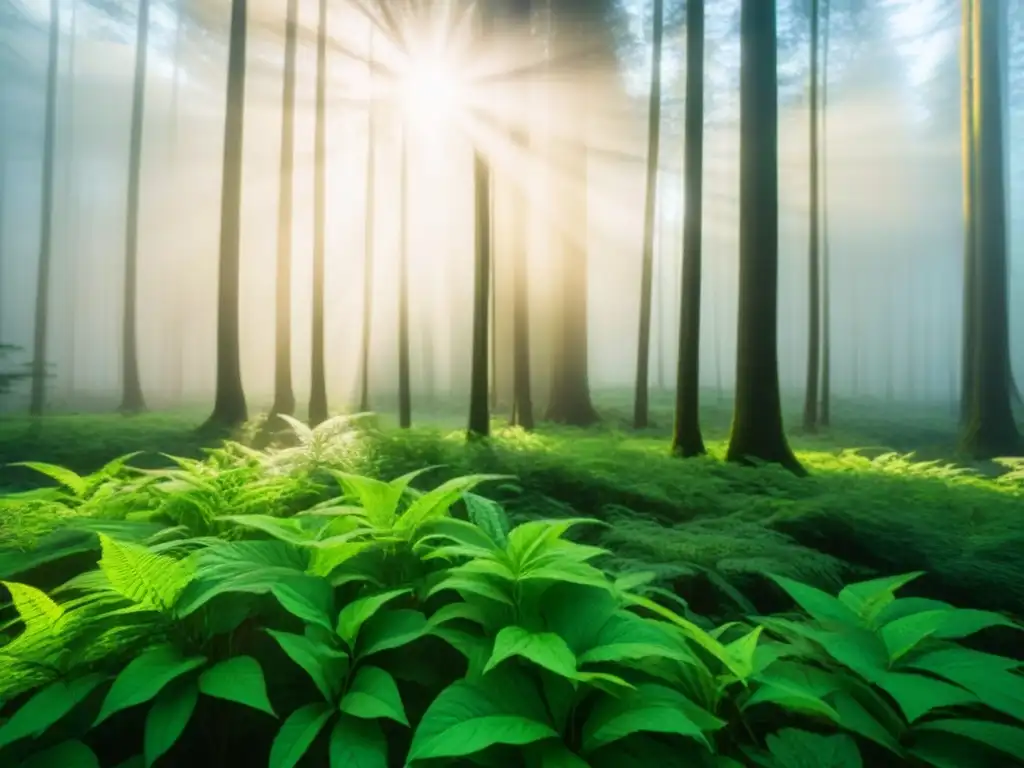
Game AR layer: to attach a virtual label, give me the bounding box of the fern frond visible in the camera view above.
[97,535,194,612]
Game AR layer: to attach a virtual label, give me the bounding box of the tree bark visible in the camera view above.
[308,0,329,426]
[358,31,376,414]
[510,128,535,431]
[801,0,820,433]
[726,0,803,475]
[671,0,705,458]
[959,0,976,425]
[819,0,832,427]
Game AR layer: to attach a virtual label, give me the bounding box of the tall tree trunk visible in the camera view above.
[358,31,376,414]
[398,127,411,429]
[271,0,299,417]
[633,0,663,430]
[819,0,832,426]
[119,0,152,415]
[959,0,976,424]
[0,62,6,344]
[960,0,1020,457]
[29,0,61,417]
[308,0,329,426]
[203,0,249,429]
[801,0,820,432]
[726,0,803,474]
[63,2,79,401]
[510,129,534,431]
[489,187,498,411]
[671,0,705,457]
[167,0,186,403]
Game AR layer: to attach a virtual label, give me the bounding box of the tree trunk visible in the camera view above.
[29,0,61,417]
[959,0,976,424]
[202,0,249,430]
[671,0,705,458]
[960,0,1020,457]
[633,0,663,430]
[510,127,534,431]
[63,3,80,401]
[167,0,186,404]
[467,144,491,438]
[308,0,329,426]
[358,31,376,414]
[398,127,411,429]
[119,0,152,415]
[819,0,832,426]
[801,0,820,433]
[726,0,803,475]
[271,0,299,417]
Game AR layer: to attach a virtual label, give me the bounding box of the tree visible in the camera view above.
[633,0,663,430]
[819,0,832,427]
[801,0,821,433]
[271,0,299,417]
[29,0,61,417]
[308,0,329,426]
[959,0,1020,457]
[959,0,976,425]
[118,0,152,414]
[398,127,411,429]
[203,0,249,430]
[726,0,803,474]
[671,0,705,458]
[358,30,377,414]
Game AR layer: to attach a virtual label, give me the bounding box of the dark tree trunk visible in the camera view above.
[203,0,249,430]
[29,0,61,417]
[467,146,492,438]
[959,0,976,424]
[358,32,376,414]
[398,128,411,429]
[726,0,803,475]
[271,0,299,417]
[819,0,832,426]
[801,0,820,433]
[510,127,534,431]
[633,0,663,430]
[671,0,705,458]
[308,0,329,426]
[119,0,152,415]
[960,0,1020,457]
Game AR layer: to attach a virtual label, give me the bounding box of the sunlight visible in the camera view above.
[396,50,466,133]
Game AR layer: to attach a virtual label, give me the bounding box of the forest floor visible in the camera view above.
[1,390,1022,625]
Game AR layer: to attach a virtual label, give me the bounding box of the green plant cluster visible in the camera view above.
[1,419,1022,767]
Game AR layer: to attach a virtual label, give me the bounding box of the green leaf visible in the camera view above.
[807,627,889,683]
[95,645,206,726]
[98,534,192,612]
[831,690,904,755]
[913,719,1024,762]
[407,677,557,761]
[880,610,950,661]
[875,597,952,626]
[875,672,978,723]
[398,474,510,533]
[746,662,840,721]
[267,629,346,702]
[336,589,410,647]
[18,739,99,768]
[10,461,88,496]
[576,610,695,667]
[198,656,276,717]
[0,673,106,749]
[426,601,489,629]
[931,608,1021,640]
[838,572,925,626]
[427,574,513,604]
[902,647,1024,722]
[725,626,764,679]
[2,580,63,634]
[328,715,388,768]
[271,578,335,631]
[485,626,578,680]
[358,609,429,658]
[527,740,591,767]
[581,683,714,753]
[766,728,862,768]
[339,666,408,726]
[269,702,335,768]
[769,574,861,627]
[144,679,199,767]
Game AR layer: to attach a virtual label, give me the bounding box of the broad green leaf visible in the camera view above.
[880,610,950,661]
[339,666,408,725]
[95,645,206,726]
[581,683,715,753]
[328,714,387,768]
[725,626,764,679]
[407,676,556,761]
[336,589,411,646]
[932,608,1021,640]
[831,690,904,755]
[527,740,591,767]
[506,518,600,569]
[838,572,925,626]
[541,583,619,655]
[902,647,1024,722]
[198,656,276,717]
[807,627,889,683]
[746,662,840,721]
[18,739,99,768]
[271,578,335,631]
[430,627,492,678]
[576,609,695,667]
[269,702,334,768]
[485,626,578,680]
[358,609,428,657]
[144,679,198,767]
[875,672,978,723]
[463,492,511,547]
[0,673,106,749]
[914,719,1024,762]
[769,574,861,627]
[267,629,346,702]
[426,574,513,604]
[766,728,862,768]
[398,474,510,533]
[426,601,489,629]
[220,514,313,545]
[875,597,952,626]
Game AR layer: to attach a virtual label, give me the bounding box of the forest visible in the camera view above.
[0,0,1023,765]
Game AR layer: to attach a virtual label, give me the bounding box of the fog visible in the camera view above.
[0,0,1021,415]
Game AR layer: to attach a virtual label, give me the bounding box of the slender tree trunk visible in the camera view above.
[633,0,663,430]
[510,128,534,431]
[960,0,1020,457]
[63,2,79,401]
[726,0,803,475]
[671,0,705,458]
[167,0,186,403]
[0,68,6,344]
[29,0,61,416]
[119,0,152,415]
[801,0,820,432]
[358,31,376,413]
[308,0,329,426]
[271,0,299,417]
[203,0,249,429]
[467,146,491,438]
[398,127,411,429]
[489,185,498,411]
[959,0,976,424]
[819,0,832,426]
